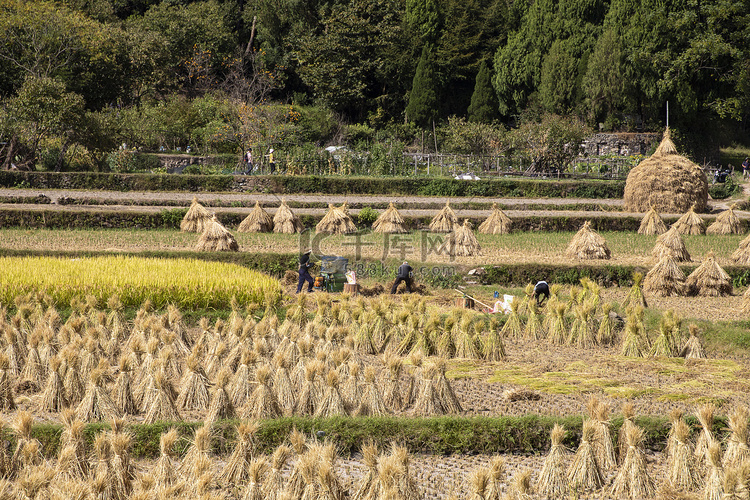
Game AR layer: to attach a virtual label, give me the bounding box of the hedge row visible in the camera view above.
[0,207,690,233]
[26,415,676,459]
[0,171,625,198]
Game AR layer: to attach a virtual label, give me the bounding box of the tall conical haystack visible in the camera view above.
[624,128,709,213]
[644,255,686,297]
[478,203,512,234]
[429,201,458,233]
[181,197,212,233]
[638,206,668,235]
[273,199,304,234]
[685,251,732,297]
[438,219,481,257]
[316,204,357,235]
[238,201,273,233]
[537,424,569,498]
[196,215,239,252]
[651,226,691,262]
[565,221,611,260]
[672,205,706,235]
[372,202,408,234]
[707,205,742,235]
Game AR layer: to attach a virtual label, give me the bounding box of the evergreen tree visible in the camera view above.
[406,45,438,128]
[468,60,500,122]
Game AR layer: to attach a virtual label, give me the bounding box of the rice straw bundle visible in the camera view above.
[500,299,523,340]
[668,419,699,491]
[567,420,604,492]
[273,199,305,234]
[316,204,357,235]
[665,408,684,459]
[238,201,273,233]
[434,358,462,414]
[40,355,66,412]
[205,369,236,425]
[468,467,490,500]
[412,365,443,416]
[591,400,616,471]
[243,457,269,500]
[247,364,281,419]
[482,317,506,361]
[523,303,544,340]
[732,233,750,265]
[685,251,732,297]
[181,197,212,233]
[724,407,750,468]
[703,441,723,500]
[218,421,260,485]
[144,371,181,424]
[179,426,213,477]
[596,303,617,346]
[113,356,136,416]
[438,219,481,257]
[546,303,568,345]
[485,457,505,500]
[382,356,403,412]
[231,352,255,409]
[353,440,380,500]
[0,354,16,411]
[478,203,512,234]
[177,356,210,411]
[622,272,648,310]
[264,444,291,498]
[723,465,747,500]
[429,201,458,233]
[76,368,120,422]
[357,366,388,416]
[154,429,179,491]
[638,206,668,235]
[609,424,655,499]
[315,370,348,417]
[694,403,716,467]
[537,424,569,498]
[372,202,408,234]
[196,215,239,252]
[679,324,707,359]
[650,321,676,358]
[644,255,687,297]
[565,221,611,260]
[652,226,692,263]
[617,402,635,465]
[568,303,597,348]
[673,205,706,235]
[11,412,40,476]
[273,357,296,417]
[707,205,742,235]
[110,432,135,500]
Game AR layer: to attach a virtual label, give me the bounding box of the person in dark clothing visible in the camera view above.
[391,261,413,294]
[533,280,550,306]
[297,250,314,293]
[743,157,749,180]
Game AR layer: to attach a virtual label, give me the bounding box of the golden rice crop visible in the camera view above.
[0,256,281,309]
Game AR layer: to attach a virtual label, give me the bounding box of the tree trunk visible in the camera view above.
[54,139,70,172]
[1,135,16,170]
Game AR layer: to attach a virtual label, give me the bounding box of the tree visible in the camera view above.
[583,28,625,125]
[405,0,441,45]
[405,45,438,128]
[467,60,500,122]
[509,112,590,174]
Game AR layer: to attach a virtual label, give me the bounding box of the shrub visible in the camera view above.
[357,206,379,226]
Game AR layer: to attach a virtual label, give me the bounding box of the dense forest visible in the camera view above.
[0,0,749,171]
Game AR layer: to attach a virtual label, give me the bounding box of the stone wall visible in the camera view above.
[580,133,660,157]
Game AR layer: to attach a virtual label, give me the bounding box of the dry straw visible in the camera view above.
[77,368,121,422]
[623,128,709,213]
[315,370,348,417]
[652,226,692,263]
[434,358,462,414]
[478,203,512,234]
[485,457,505,500]
[694,403,716,467]
[565,221,611,260]
[685,251,732,297]
[679,323,707,359]
[316,204,357,235]
[644,255,686,297]
[144,371,181,424]
[247,364,281,419]
[181,197,212,233]
[673,204,706,235]
[429,201,458,233]
[357,366,388,416]
[40,355,66,412]
[205,369,236,425]
[238,201,273,233]
[218,421,259,485]
[468,467,490,500]
[617,402,635,465]
[703,440,723,500]
[638,206,668,235]
[622,272,648,310]
[537,424,569,498]
[668,419,699,491]
[372,202,408,234]
[724,406,750,468]
[589,399,616,471]
[196,215,239,252]
[177,356,210,411]
[732,232,750,265]
[567,420,604,492]
[438,219,481,257]
[610,424,655,499]
[154,428,179,491]
[273,199,305,234]
[707,205,742,234]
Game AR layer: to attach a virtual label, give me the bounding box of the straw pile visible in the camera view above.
[610,424,655,499]
[238,201,273,233]
[478,203,512,234]
[679,324,707,359]
[273,199,305,234]
[372,202,408,234]
[316,204,357,235]
[438,219,481,257]
[181,197,212,233]
[733,232,750,268]
[638,206,668,235]
[567,420,604,492]
[430,201,458,233]
[643,256,686,297]
[622,272,648,309]
[668,418,699,491]
[536,424,569,498]
[651,226,691,262]
[196,216,239,252]
[565,221,610,260]
[707,205,742,234]
[623,128,709,213]
[685,251,732,297]
[694,403,716,467]
[672,205,706,235]
[724,407,750,468]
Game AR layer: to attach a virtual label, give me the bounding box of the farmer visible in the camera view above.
[391,261,413,294]
[743,157,749,180]
[297,249,314,293]
[268,148,276,174]
[244,148,254,174]
[533,280,550,306]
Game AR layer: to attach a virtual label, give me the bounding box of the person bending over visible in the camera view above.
[391,261,413,294]
[533,280,550,306]
[297,250,314,293]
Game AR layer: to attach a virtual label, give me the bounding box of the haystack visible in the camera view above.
[707,205,742,235]
[651,226,691,262]
[565,221,610,260]
[679,324,707,359]
[623,128,709,213]
[637,206,668,235]
[238,201,273,233]
[610,424,655,499]
[429,201,457,233]
[643,255,686,297]
[478,203,512,234]
[685,251,732,297]
[372,202,408,234]
[668,419,699,491]
[196,216,239,252]
[438,219,481,257]
[316,204,357,235]
[672,205,706,235]
[537,424,569,498]
[273,199,304,234]
[567,420,604,492]
[723,406,750,468]
[181,197,212,233]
